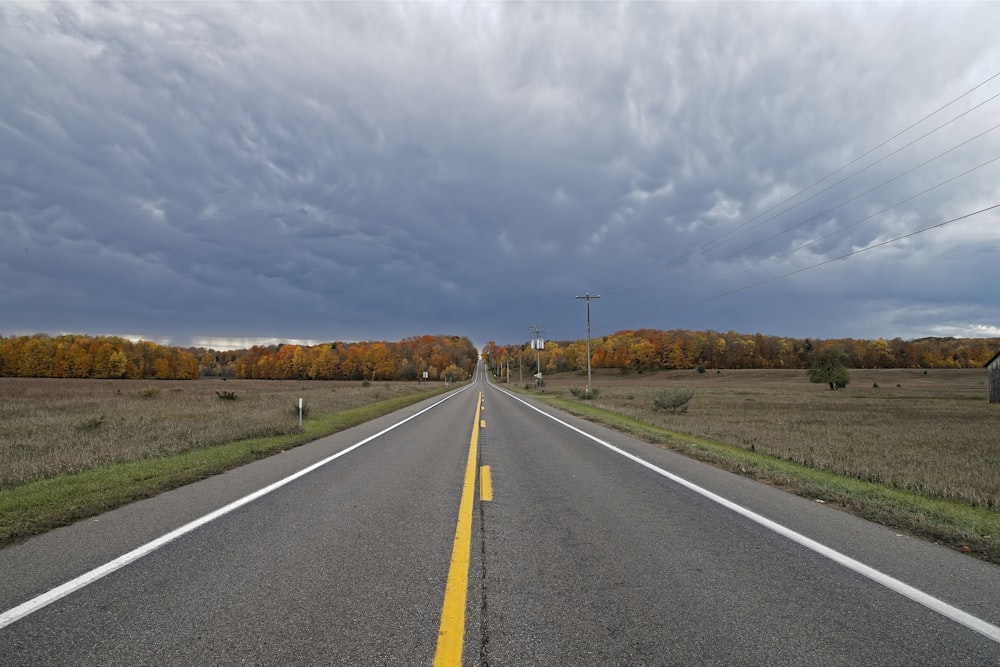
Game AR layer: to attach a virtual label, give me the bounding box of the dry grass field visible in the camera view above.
[0,377,433,489]
[1,371,997,557]
[531,368,999,510]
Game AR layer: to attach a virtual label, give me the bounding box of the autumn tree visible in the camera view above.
[309,344,341,379]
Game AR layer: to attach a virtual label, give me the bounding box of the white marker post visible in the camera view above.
[298,397,303,430]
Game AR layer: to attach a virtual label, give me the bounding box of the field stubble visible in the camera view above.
[539,368,999,510]
[0,378,430,489]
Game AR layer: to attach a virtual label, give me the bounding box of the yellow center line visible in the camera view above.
[480,466,493,502]
[433,391,482,666]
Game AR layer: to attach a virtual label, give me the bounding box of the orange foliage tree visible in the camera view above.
[0,334,199,379]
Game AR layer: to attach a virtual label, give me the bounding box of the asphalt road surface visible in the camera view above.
[2,366,999,665]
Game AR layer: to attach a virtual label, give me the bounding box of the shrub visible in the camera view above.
[216,391,238,401]
[77,415,105,431]
[652,387,695,413]
[695,365,707,374]
[138,386,160,398]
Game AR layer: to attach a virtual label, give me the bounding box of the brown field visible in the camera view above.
[2,370,997,513]
[0,377,433,489]
[530,368,999,510]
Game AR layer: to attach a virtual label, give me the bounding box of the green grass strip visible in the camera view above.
[541,395,1000,565]
[0,387,451,548]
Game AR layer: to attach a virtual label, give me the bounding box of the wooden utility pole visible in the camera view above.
[575,293,600,398]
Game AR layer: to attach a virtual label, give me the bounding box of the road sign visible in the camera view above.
[534,372,542,379]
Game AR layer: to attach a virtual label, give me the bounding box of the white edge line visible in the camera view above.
[492,384,1000,645]
[0,384,471,631]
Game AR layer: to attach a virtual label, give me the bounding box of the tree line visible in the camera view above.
[218,335,477,381]
[0,334,478,382]
[482,329,1000,376]
[0,334,200,380]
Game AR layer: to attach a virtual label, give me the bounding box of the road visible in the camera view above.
[2,365,999,665]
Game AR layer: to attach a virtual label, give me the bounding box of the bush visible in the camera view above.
[652,387,695,413]
[138,386,160,398]
[695,365,707,374]
[216,391,238,401]
[77,415,105,431]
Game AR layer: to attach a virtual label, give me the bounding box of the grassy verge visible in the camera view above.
[0,387,450,547]
[538,394,1000,565]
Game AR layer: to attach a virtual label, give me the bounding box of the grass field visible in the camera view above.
[530,368,998,508]
[0,377,437,488]
[2,371,998,561]
[512,368,1000,562]
[0,378,450,545]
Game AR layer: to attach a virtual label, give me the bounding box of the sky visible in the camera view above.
[2,2,999,351]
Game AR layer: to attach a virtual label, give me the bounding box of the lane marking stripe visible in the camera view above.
[433,391,482,666]
[494,385,1000,645]
[0,385,472,631]
[480,466,493,502]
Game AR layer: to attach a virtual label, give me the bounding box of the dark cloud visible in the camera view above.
[1,2,998,348]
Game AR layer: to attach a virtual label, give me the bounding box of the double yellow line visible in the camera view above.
[433,392,490,666]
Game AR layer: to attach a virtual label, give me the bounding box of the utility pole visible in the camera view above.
[529,324,544,387]
[575,293,600,398]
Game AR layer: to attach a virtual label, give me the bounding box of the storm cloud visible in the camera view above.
[2,2,998,348]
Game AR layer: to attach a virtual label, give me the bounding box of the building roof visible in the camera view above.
[986,350,1000,369]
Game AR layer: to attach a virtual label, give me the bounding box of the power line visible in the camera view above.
[716,122,1000,263]
[597,70,1000,295]
[615,204,1000,328]
[690,153,1000,299]
[711,92,1000,258]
